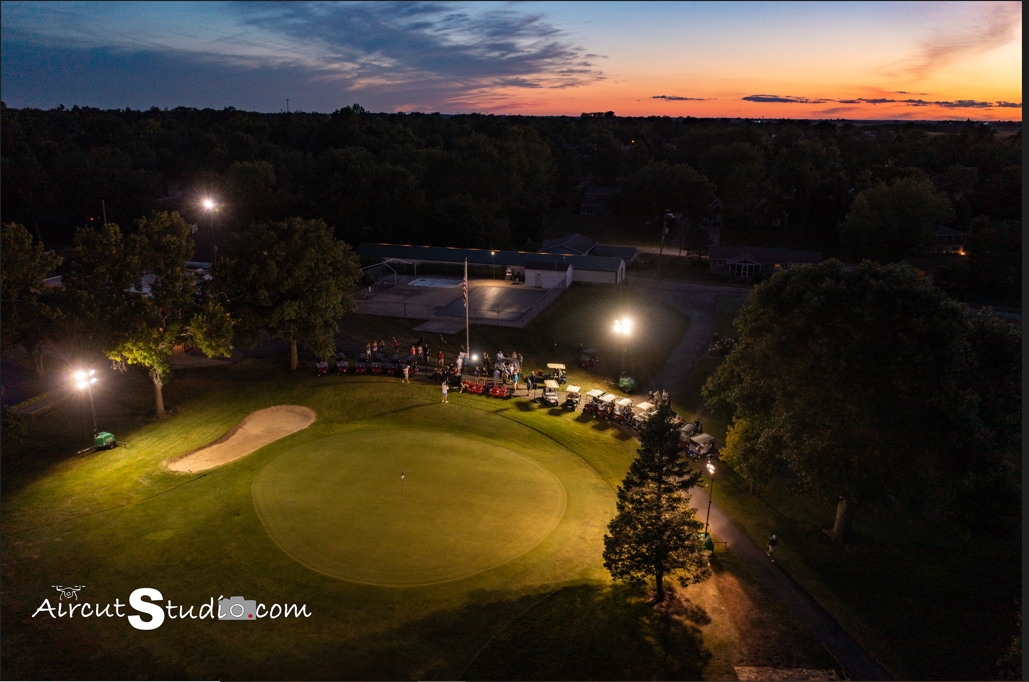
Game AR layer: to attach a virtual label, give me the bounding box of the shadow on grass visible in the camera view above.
[514,400,534,412]
[462,583,711,680]
[547,408,565,417]
[592,420,613,432]
[574,413,594,424]
[1,582,712,681]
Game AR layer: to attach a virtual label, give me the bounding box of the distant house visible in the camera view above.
[934,225,967,254]
[524,261,573,289]
[581,186,620,216]
[540,233,639,263]
[709,246,822,280]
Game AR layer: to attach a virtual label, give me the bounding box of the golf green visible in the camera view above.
[252,429,567,585]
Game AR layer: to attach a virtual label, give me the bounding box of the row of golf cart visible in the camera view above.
[547,382,718,455]
[317,352,421,377]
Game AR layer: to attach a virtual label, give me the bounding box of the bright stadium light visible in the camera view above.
[202,198,216,211]
[73,369,100,434]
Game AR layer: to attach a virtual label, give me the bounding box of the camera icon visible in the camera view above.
[218,596,257,621]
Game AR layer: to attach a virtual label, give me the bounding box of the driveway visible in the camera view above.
[625,277,748,400]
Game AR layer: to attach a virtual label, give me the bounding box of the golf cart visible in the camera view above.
[597,392,617,419]
[370,352,384,375]
[315,359,329,376]
[583,388,606,415]
[386,353,402,377]
[336,352,349,375]
[690,432,716,457]
[563,385,581,410]
[579,349,599,370]
[542,379,560,406]
[631,402,657,430]
[546,363,567,384]
[613,397,634,423]
[354,352,368,374]
[618,374,637,393]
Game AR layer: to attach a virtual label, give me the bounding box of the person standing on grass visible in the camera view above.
[410,345,416,357]
[393,337,399,353]
[402,365,410,384]
[441,380,449,403]
[493,368,500,386]
[417,344,423,361]
[438,350,444,367]
[767,534,777,562]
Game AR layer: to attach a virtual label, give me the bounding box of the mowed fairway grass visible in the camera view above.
[1,287,836,680]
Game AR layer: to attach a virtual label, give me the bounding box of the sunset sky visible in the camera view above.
[1,1,1021,120]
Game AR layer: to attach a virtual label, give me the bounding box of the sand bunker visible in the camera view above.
[167,405,316,472]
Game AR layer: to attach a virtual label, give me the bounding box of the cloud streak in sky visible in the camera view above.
[888,1,1021,81]
[742,94,830,104]
[651,95,712,101]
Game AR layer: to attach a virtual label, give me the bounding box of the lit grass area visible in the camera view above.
[671,292,1019,681]
[1,350,836,679]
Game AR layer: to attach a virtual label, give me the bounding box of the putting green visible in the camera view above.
[252,429,567,585]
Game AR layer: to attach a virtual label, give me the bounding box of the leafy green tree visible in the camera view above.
[682,225,713,260]
[63,212,233,418]
[604,405,708,602]
[214,217,361,370]
[616,162,716,226]
[838,176,954,262]
[1,222,62,373]
[704,260,1019,543]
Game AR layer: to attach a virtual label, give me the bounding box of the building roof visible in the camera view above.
[539,233,599,256]
[584,186,621,197]
[525,261,571,272]
[934,225,968,238]
[355,243,624,273]
[592,244,639,260]
[709,246,822,265]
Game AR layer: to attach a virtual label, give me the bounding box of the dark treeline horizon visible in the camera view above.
[1,101,1021,264]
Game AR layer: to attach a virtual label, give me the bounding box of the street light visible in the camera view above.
[613,317,632,375]
[74,369,99,435]
[490,251,496,279]
[703,460,716,536]
[201,197,220,233]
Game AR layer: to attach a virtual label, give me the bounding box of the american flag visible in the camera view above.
[462,260,468,308]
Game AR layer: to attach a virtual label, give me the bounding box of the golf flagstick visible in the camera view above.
[401,471,405,496]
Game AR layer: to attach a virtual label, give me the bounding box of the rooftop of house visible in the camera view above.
[709,246,823,264]
[539,233,600,256]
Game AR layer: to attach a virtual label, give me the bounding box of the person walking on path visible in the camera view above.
[402,365,410,384]
[512,372,519,394]
[438,350,444,367]
[441,381,449,403]
[767,534,777,562]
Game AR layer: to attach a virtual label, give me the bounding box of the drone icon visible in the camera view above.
[53,585,85,600]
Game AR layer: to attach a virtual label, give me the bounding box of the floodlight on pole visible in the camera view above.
[74,369,99,435]
[614,317,632,374]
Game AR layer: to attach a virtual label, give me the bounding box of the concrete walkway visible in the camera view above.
[627,277,892,681]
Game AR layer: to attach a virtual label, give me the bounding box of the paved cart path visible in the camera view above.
[627,277,892,681]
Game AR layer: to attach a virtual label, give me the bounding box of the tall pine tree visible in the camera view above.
[604,405,709,602]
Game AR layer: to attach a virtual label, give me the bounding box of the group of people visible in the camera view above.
[647,388,671,406]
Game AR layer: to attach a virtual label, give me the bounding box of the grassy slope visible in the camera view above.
[0,287,837,680]
[673,293,1020,681]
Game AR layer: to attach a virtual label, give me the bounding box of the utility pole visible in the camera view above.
[286,99,289,113]
[102,200,107,225]
[656,212,667,280]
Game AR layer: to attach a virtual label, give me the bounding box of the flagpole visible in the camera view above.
[464,259,470,372]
